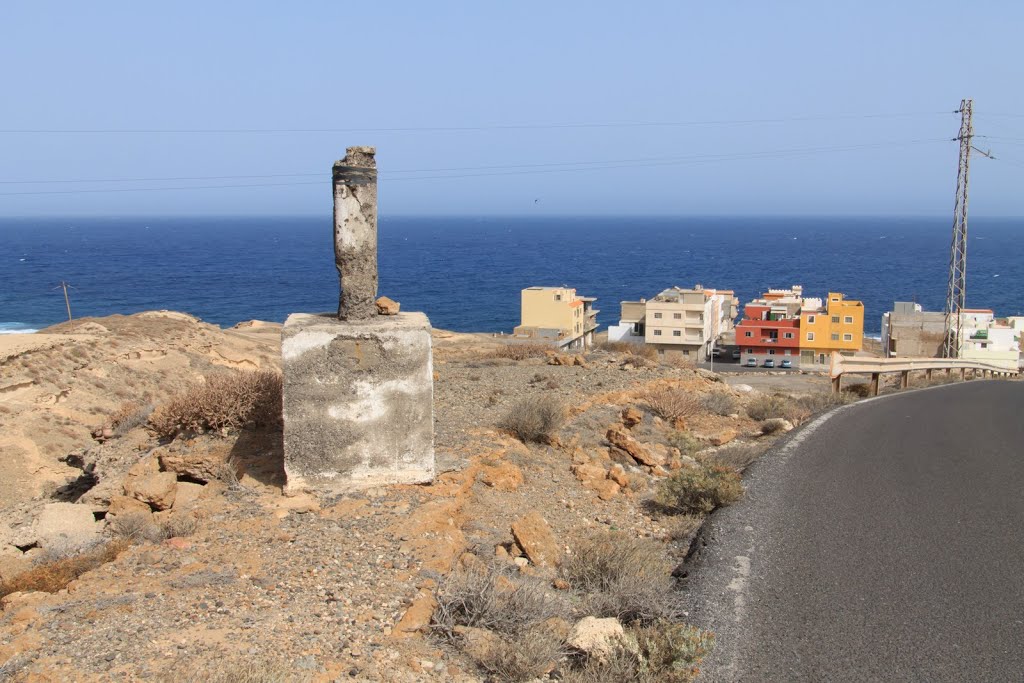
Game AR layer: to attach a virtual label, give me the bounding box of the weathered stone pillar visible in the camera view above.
[281,147,435,495]
[334,147,378,320]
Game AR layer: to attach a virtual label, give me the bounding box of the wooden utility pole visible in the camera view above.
[57,281,72,321]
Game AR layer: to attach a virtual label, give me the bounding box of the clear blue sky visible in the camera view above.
[1,1,1022,216]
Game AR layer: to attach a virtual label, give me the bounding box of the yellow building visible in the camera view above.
[799,292,864,366]
[513,286,598,350]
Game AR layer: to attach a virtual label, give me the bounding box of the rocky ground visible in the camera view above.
[0,314,837,682]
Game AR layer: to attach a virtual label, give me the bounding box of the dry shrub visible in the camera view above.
[156,658,303,683]
[667,431,702,456]
[499,395,566,443]
[491,343,551,361]
[601,341,658,361]
[433,564,572,638]
[0,540,128,599]
[643,387,701,422]
[701,443,764,471]
[110,401,155,436]
[843,383,873,398]
[795,391,853,414]
[476,629,565,682]
[668,514,704,542]
[657,465,743,515]
[111,512,198,544]
[562,532,680,624]
[701,392,736,416]
[562,622,715,683]
[760,418,788,435]
[745,394,805,422]
[149,370,282,439]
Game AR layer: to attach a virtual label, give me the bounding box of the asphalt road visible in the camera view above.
[684,380,1024,682]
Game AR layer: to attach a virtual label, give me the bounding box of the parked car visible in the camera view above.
[745,358,757,367]
[780,359,793,369]
[763,358,775,368]
[712,348,722,358]
[731,350,741,360]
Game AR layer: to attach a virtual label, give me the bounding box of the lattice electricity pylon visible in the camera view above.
[943,99,973,358]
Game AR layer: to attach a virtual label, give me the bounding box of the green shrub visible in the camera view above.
[499,396,566,443]
[668,431,703,456]
[656,465,743,515]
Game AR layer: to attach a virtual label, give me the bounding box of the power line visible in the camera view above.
[0,111,955,135]
[0,138,950,194]
[0,138,950,193]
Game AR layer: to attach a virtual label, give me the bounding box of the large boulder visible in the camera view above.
[568,616,625,661]
[32,502,100,550]
[511,512,561,567]
[124,472,178,511]
[606,427,662,467]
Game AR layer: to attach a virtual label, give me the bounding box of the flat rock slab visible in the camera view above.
[282,312,435,494]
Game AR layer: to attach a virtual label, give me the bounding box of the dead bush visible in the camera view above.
[562,621,715,683]
[110,401,154,436]
[745,394,804,422]
[795,391,853,414]
[843,383,873,398]
[643,387,701,422]
[760,418,788,435]
[156,658,304,683]
[476,628,566,682]
[111,512,198,543]
[562,532,680,624]
[433,564,572,638]
[149,370,282,439]
[656,464,743,516]
[701,443,764,471]
[700,392,736,416]
[499,395,566,443]
[0,540,128,599]
[599,341,658,361]
[491,343,551,361]
[667,514,704,542]
[667,431,702,456]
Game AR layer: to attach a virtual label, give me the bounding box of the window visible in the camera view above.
[807,332,816,341]
[831,316,840,324]
[673,330,681,337]
[843,333,853,341]
[654,329,662,336]
[673,312,681,320]
[783,349,791,355]
[653,312,662,319]
[554,294,562,301]
[807,315,816,324]
[658,349,665,356]
[745,331,753,337]
[844,316,853,324]
[683,350,690,356]
[831,333,840,341]
[747,348,754,353]
[768,349,776,355]
[784,332,794,339]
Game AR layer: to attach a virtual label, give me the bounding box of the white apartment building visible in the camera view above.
[608,285,738,358]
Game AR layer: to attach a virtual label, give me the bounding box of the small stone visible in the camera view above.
[621,406,643,428]
[375,296,400,315]
[511,511,561,567]
[124,472,178,511]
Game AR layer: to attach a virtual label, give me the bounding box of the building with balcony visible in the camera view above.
[799,292,865,366]
[513,286,598,350]
[735,286,804,365]
[608,285,738,358]
[881,303,1022,369]
[959,309,1021,370]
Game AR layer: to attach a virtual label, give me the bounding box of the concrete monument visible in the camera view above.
[282,147,435,493]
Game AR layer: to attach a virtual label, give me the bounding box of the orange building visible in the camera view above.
[799,292,864,366]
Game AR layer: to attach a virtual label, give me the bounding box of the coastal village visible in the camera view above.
[510,284,1024,371]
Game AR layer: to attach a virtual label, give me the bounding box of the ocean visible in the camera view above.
[1,216,1021,335]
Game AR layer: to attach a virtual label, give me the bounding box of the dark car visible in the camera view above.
[763,358,775,368]
[731,350,741,360]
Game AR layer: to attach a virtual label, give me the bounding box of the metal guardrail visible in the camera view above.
[828,352,1019,395]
